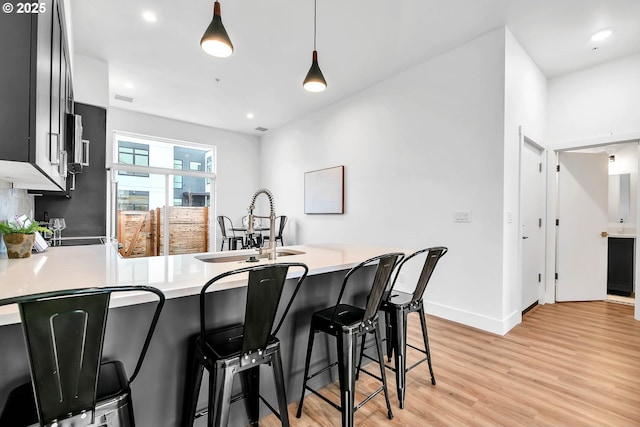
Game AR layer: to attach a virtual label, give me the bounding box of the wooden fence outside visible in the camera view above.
[117,206,209,257]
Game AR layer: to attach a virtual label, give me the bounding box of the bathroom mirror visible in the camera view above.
[608,173,630,223]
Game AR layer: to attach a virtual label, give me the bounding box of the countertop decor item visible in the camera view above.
[0,221,50,259]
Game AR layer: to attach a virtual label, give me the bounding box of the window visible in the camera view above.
[111,132,217,258]
[118,190,149,211]
[206,156,212,185]
[118,142,149,177]
[174,175,183,188]
[174,160,183,188]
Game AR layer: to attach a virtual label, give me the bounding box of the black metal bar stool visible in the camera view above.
[295,252,403,427]
[0,286,165,427]
[361,246,447,409]
[181,262,308,427]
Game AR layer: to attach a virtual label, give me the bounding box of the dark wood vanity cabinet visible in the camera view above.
[607,237,635,296]
[0,0,72,191]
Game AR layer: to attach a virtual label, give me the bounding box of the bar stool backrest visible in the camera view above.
[200,263,309,355]
[331,252,404,323]
[0,286,165,427]
[276,216,287,238]
[387,247,448,304]
[217,215,234,238]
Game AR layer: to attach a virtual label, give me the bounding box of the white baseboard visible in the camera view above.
[424,301,521,336]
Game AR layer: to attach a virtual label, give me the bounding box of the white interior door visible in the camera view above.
[556,152,608,301]
[521,140,545,310]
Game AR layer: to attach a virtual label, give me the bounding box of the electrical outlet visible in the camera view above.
[453,210,471,223]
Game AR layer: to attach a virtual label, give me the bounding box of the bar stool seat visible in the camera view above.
[0,360,129,426]
[296,252,403,427]
[181,262,309,427]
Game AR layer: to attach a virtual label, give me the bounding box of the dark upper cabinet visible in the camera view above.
[36,103,107,239]
[0,0,72,192]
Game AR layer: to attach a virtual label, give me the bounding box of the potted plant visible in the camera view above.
[0,221,50,259]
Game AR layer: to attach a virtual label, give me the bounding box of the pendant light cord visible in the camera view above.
[313,0,317,50]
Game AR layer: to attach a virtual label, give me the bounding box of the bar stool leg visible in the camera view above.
[211,364,235,427]
[418,304,436,385]
[385,310,394,362]
[393,306,408,409]
[181,345,204,427]
[355,334,366,381]
[240,367,260,426]
[271,349,291,427]
[374,324,393,419]
[296,327,317,418]
[336,331,357,427]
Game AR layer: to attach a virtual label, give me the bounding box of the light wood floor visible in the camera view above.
[262,301,640,426]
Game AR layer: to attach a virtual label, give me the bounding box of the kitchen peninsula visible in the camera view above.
[0,243,406,427]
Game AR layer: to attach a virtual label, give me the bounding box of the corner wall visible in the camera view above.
[261,29,509,333]
[503,28,548,330]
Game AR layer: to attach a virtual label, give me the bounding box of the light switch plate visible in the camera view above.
[454,210,471,223]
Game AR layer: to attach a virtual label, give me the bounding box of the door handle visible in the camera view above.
[522,236,529,239]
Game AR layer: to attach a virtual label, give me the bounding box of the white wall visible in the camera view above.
[547,52,640,143]
[107,108,261,248]
[261,28,510,333]
[503,29,548,327]
[73,55,109,108]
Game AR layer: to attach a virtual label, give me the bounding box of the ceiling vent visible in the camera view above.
[255,127,268,132]
[114,94,134,103]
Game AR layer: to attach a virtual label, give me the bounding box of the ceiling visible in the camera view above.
[69,0,640,136]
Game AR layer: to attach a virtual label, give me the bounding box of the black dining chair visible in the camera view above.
[359,246,447,408]
[296,252,403,427]
[0,286,165,427]
[217,215,244,251]
[263,215,287,247]
[181,262,309,427]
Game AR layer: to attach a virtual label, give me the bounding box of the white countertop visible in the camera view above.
[0,243,406,325]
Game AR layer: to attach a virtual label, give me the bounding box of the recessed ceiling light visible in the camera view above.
[590,28,613,42]
[142,11,157,23]
[246,113,255,119]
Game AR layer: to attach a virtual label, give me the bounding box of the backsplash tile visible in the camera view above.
[0,181,35,253]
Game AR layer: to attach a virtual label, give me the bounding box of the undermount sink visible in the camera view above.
[195,249,306,263]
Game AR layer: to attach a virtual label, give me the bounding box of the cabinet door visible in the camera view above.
[0,10,32,161]
[50,1,61,157]
[35,0,65,187]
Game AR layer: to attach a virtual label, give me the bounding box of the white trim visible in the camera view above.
[519,127,548,315]
[546,132,640,317]
[549,131,640,152]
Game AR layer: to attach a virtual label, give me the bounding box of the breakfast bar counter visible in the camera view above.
[0,243,406,427]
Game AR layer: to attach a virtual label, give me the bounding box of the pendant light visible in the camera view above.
[303,0,327,92]
[201,1,234,58]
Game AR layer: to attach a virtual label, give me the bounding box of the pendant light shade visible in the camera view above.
[303,50,327,92]
[201,1,234,58]
[303,0,327,92]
